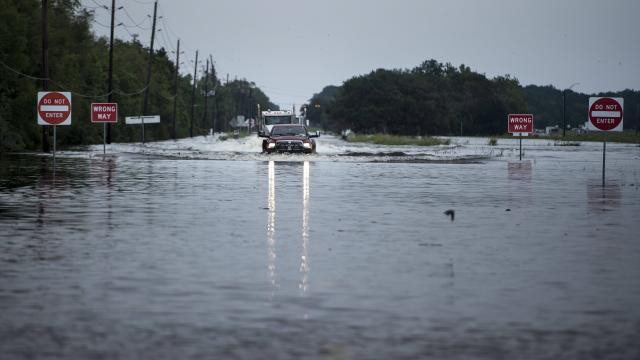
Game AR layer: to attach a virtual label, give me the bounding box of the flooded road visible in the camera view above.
[1,135,639,359]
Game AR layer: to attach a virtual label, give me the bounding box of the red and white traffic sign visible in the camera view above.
[588,97,623,132]
[508,114,534,134]
[37,91,72,125]
[91,103,118,123]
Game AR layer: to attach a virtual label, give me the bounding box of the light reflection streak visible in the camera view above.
[299,161,310,294]
[266,160,312,298]
[267,161,277,289]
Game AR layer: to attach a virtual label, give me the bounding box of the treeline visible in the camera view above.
[0,0,276,151]
[306,59,640,135]
[523,85,639,130]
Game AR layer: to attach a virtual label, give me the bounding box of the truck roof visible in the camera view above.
[262,110,292,116]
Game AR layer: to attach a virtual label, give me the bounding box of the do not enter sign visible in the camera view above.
[588,97,623,132]
[37,91,72,125]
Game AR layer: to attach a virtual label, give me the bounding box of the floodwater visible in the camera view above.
[1,135,639,359]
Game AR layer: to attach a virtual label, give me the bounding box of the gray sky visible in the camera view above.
[84,0,640,109]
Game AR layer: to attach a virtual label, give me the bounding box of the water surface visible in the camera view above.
[1,136,639,359]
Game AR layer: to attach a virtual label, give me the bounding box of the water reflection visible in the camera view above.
[300,161,310,294]
[103,158,115,232]
[507,160,532,181]
[265,160,312,296]
[587,180,621,211]
[507,160,533,206]
[267,161,277,289]
[36,157,61,227]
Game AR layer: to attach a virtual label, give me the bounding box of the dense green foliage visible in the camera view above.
[307,60,640,136]
[307,60,528,136]
[523,86,640,130]
[0,0,276,151]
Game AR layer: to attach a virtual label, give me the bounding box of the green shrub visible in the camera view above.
[347,134,450,146]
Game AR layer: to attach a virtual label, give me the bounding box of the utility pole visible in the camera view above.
[106,0,116,144]
[562,89,566,137]
[142,0,158,116]
[636,103,639,135]
[209,55,216,133]
[563,83,579,137]
[41,0,50,153]
[171,39,180,140]
[202,58,209,133]
[190,50,198,137]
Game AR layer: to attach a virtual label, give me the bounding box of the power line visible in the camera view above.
[159,18,177,45]
[119,25,138,39]
[157,4,179,42]
[121,7,151,30]
[89,0,108,10]
[157,28,175,53]
[0,57,149,98]
[0,58,45,80]
[12,1,217,100]
[92,18,112,28]
[158,19,176,49]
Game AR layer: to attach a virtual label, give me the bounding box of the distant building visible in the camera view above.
[229,115,245,129]
[574,123,589,134]
[545,125,560,135]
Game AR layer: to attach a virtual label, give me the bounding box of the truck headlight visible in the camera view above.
[267,142,276,149]
[303,142,312,149]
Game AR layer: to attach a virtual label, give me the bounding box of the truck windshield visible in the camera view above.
[271,126,307,136]
[264,116,292,125]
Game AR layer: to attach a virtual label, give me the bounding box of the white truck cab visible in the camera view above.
[260,110,300,134]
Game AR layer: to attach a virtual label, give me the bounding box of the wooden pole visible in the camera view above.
[106,0,116,144]
[171,39,180,140]
[41,0,50,153]
[190,50,198,137]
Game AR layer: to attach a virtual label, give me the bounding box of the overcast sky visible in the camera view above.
[84,0,640,110]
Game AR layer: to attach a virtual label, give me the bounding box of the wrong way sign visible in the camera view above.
[588,97,623,132]
[37,91,72,125]
[91,103,118,123]
[508,114,534,135]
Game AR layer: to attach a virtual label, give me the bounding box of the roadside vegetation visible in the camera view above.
[305,62,640,139]
[538,131,640,144]
[346,134,450,146]
[0,1,277,152]
[3,2,639,152]
[497,131,640,144]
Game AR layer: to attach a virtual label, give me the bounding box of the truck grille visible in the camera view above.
[275,140,304,152]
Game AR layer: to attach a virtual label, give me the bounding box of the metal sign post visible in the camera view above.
[507,114,533,161]
[37,91,72,162]
[587,97,624,187]
[53,125,56,162]
[519,135,522,161]
[125,115,160,144]
[91,103,118,154]
[602,135,606,187]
